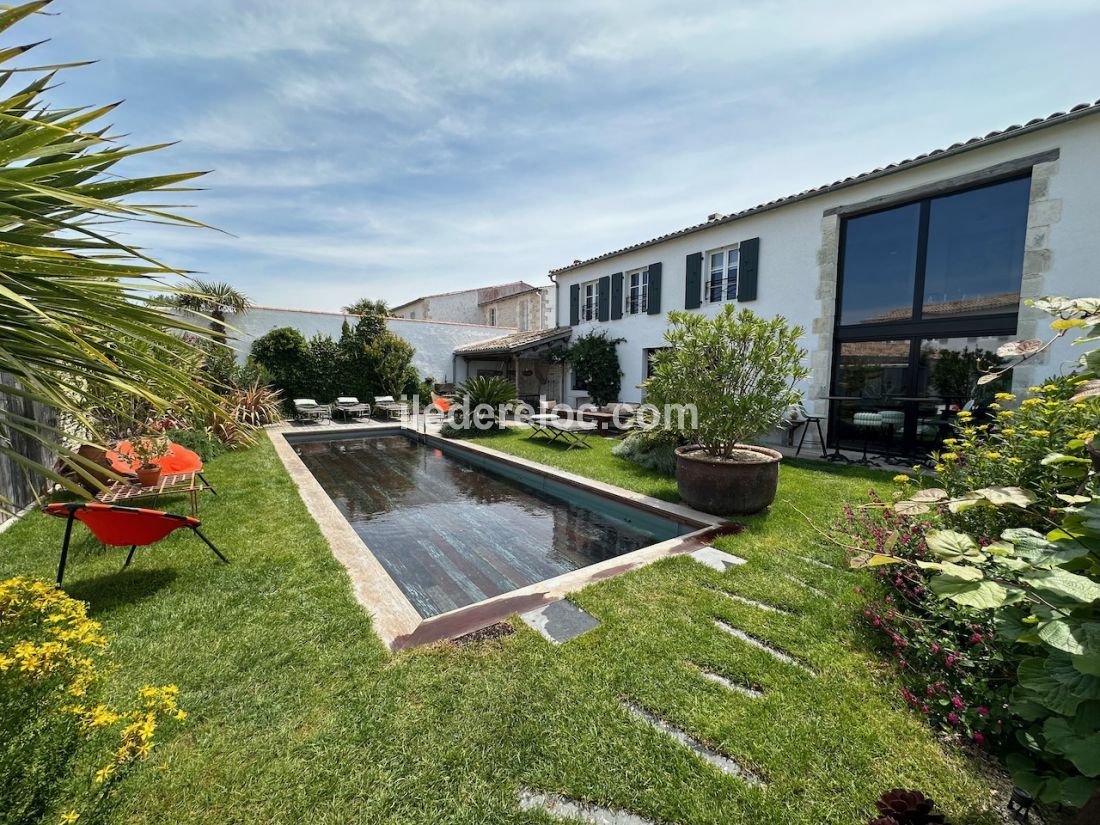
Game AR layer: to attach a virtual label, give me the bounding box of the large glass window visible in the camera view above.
[838,175,1030,326]
[839,203,920,325]
[922,177,1031,317]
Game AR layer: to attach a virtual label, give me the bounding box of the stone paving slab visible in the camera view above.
[625,702,765,786]
[714,619,816,675]
[520,599,600,644]
[517,789,659,825]
[698,669,764,699]
[688,547,747,572]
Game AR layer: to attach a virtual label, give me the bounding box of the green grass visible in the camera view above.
[0,432,1003,824]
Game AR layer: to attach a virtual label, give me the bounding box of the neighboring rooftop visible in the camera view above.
[453,326,571,357]
[548,98,1100,276]
[391,280,538,312]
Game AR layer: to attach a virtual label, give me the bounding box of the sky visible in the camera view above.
[16,0,1100,312]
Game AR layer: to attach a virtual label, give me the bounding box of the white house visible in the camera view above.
[390,280,554,331]
[548,99,1100,456]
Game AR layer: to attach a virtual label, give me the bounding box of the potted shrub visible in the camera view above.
[645,305,808,515]
[128,434,172,487]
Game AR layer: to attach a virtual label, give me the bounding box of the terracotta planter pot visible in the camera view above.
[136,465,162,488]
[674,444,783,516]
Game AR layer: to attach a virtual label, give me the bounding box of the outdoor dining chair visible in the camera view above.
[44,502,228,585]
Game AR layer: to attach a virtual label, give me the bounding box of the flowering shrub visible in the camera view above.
[931,376,1097,536]
[0,577,184,824]
[846,296,1100,810]
[837,496,1011,745]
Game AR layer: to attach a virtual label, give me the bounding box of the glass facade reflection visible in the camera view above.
[831,174,1031,457]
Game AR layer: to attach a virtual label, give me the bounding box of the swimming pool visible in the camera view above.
[291,432,686,618]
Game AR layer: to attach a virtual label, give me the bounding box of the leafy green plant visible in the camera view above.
[611,429,682,475]
[645,305,809,458]
[169,279,250,343]
[0,2,229,502]
[561,331,624,406]
[251,327,310,400]
[857,296,1100,810]
[162,428,227,463]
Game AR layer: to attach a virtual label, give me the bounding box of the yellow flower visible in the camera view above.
[1007,457,1023,465]
[94,765,115,784]
[942,438,958,446]
[984,451,1002,460]
[1001,428,1016,436]
[911,465,923,472]
[997,409,1015,418]
[1029,429,1050,438]
[934,464,946,473]
[940,452,958,462]
[892,474,912,484]
[1028,386,1043,393]
[994,392,1016,401]
[59,813,79,824]
[1021,398,1042,407]
[957,410,973,419]
[1042,384,1058,391]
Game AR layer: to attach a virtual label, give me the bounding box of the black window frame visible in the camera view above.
[829,172,1031,455]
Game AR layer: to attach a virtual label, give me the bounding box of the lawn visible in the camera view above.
[0,431,1003,824]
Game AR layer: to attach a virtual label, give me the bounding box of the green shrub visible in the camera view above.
[645,305,809,457]
[162,428,227,463]
[932,375,1098,536]
[611,430,681,475]
[251,327,309,400]
[860,296,1100,810]
[561,331,624,406]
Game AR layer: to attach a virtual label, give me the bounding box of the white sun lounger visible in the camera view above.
[545,418,597,450]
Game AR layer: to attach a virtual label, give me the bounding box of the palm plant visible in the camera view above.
[342,298,389,317]
[170,278,250,342]
[0,1,224,505]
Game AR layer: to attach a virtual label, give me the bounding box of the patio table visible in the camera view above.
[545,419,598,450]
[95,471,210,517]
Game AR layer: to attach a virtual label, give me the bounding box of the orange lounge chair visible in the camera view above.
[105,440,217,495]
[44,502,228,584]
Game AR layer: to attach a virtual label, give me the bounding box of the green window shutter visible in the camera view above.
[685,252,702,309]
[569,284,580,325]
[597,276,611,322]
[647,262,662,315]
[737,237,760,302]
[610,272,624,320]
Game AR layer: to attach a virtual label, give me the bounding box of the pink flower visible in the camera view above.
[947,712,959,725]
[977,706,989,717]
[920,704,929,714]
[951,696,965,710]
[930,643,940,654]
[926,686,935,697]
[945,655,958,667]
[972,731,985,745]
[969,633,983,645]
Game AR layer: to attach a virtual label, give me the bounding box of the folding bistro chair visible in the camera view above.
[44,502,228,585]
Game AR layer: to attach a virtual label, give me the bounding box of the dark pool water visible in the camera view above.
[293,434,677,618]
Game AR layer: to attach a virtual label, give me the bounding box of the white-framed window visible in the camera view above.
[408,311,416,319]
[625,267,649,315]
[706,245,739,302]
[581,279,599,321]
[488,307,496,326]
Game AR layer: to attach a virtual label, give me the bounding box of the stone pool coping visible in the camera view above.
[268,422,735,651]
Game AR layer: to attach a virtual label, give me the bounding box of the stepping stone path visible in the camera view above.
[624,702,765,786]
[793,553,836,571]
[520,599,600,644]
[714,619,816,675]
[696,667,764,699]
[517,789,659,825]
[782,573,826,597]
[688,546,747,572]
[716,589,792,615]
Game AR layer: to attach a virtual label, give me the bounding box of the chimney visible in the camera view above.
[707,212,725,222]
